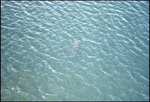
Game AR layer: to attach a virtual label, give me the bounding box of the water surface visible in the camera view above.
[1,1,149,101]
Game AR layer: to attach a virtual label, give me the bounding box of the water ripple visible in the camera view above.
[1,1,149,101]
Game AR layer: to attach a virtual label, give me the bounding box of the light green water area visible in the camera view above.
[1,1,149,101]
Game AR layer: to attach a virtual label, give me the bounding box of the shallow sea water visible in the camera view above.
[1,1,149,101]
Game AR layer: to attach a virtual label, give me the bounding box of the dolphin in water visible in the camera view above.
[71,40,80,57]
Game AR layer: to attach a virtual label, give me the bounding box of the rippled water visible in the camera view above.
[1,1,149,101]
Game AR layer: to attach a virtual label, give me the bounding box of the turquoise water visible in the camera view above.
[1,1,149,101]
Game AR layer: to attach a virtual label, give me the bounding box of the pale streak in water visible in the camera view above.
[71,40,80,57]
